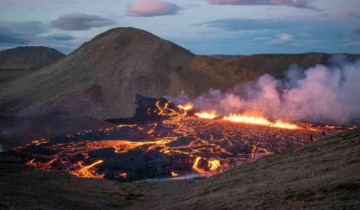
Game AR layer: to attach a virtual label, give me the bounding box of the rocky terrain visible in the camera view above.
[0,46,64,84]
[1,127,359,209]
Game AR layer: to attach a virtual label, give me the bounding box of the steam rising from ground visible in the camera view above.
[171,56,360,125]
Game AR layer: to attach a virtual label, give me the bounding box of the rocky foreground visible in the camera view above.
[1,128,359,209]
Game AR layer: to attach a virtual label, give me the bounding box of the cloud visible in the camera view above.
[127,0,181,17]
[0,20,50,35]
[0,20,82,54]
[0,26,30,45]
[253,37,272,42]
[198,18,303,32]
[349,26,360,37]
[342,41,360,47]
[197,17,352,42]
[44,33,76,41]
[51,13,116,31]
[207,0,316,9]
[253,33,321,47]
[268,33,295,45]
[0,26,12,35]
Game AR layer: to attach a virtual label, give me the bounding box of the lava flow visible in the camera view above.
[195,111,217,119]
[223,114,298,130]
[70,160,105,179]
[11,96,354,182]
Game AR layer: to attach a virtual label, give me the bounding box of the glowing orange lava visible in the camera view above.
[119,173,127,179]
[16,98,350,181]
[70,160,105,179]
[25,159,35,166]
[223,114,298,130]
[192,157,204,174]
[171,171,179,177]
[192,157,222,176]
[208,159,221,171]
[177,103,193,111]
[195,111,217,119]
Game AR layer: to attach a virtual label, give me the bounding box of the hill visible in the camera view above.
[0,46,65,84]
[0,28,259,120]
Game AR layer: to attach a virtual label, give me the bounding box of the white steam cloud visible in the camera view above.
[172,56,360,125]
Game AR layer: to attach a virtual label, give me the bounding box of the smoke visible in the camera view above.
[171,56,360,125]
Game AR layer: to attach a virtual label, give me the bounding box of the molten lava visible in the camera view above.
[192,157,222,176]
[13,98,353,182]
[119,173,127,179]
[208,159,221,171]
[195,111,217,119]
[70,160,105,179]
[177,103,194,111]
[223,114,298,130]
[171,172,179,177]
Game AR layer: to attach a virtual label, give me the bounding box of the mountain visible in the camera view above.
[0,28,259,120]
[223,53,360,78]
[0,46,65,83]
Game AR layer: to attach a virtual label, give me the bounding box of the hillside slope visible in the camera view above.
[0,46,65,83]
[0,28,259,120]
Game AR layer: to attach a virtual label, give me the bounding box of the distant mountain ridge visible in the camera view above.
[0,46,65,83]
[0,46,64,71]
[214,53,360,78]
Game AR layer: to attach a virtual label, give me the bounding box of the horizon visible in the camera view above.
[0,0,360,55]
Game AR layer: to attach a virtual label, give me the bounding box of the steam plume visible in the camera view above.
[171,56,360,125]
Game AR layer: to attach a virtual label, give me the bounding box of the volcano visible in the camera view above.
[0,28,259,120]
[0,27,359,210]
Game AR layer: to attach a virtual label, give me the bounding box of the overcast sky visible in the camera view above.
[0,0,359,55]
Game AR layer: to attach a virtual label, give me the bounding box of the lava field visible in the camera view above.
[9,96,352,182]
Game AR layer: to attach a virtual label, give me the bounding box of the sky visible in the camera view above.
[0,0,359,55]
